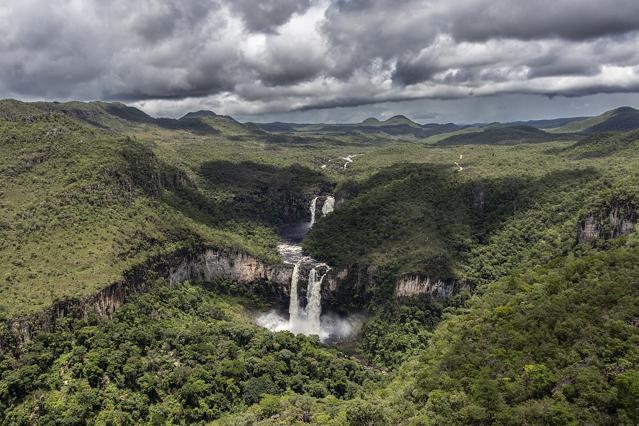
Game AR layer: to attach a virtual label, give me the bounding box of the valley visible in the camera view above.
[1,100,638,425]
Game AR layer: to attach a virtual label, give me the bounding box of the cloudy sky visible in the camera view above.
[2,0,639,123]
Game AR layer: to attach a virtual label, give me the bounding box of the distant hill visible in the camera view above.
[562,129,639,158]
[378,115,422,128]
[436,125,566,146]
[505,116,590,129]
[180,110,217,120]
[251,115,464,139]
[30,101,263,137]
[552,106,639,133]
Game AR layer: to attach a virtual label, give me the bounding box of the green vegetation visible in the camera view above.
[0,280,377,424]
[0,100,338,318]
[1,99,638,425]
[551,106,639,133]
[222,241,639,425]
[436,125,571,145]
[0,101,285,318]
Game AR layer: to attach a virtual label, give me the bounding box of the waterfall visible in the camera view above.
[321,196,335,216]
[268,196,334,339]
[286,261,330,337]
[305,265,330,336]
[288,261,301,322]
[309,196,318,227]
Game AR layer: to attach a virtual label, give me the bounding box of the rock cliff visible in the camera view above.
[394,274,468,299]
[578,200,637,243]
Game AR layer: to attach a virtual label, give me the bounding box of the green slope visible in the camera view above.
[218,244,639,425]
[2,99,639,425]
[552,106,639,133]
[436,125,566,146]
[0,280,377,424]
[0,100,330,319]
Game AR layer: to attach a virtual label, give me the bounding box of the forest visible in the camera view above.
[0,100,638,425]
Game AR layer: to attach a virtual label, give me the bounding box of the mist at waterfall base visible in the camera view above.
[256,310,365,343]
[256,195,363,343]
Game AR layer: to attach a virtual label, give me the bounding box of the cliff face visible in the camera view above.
[1,246,293,352]
[578,200,637,243]
[394,274,467,299]
[169,248,293,299]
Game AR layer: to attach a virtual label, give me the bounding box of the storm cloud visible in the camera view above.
[1,0,639,120]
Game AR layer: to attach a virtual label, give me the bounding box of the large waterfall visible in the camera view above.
[288,262,301,321]
[305,265,330,335]
[257,194,357,342]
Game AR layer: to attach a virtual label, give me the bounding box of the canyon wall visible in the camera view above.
[1,246,293,352]
[578,200,637,243]
[394,274,469,299]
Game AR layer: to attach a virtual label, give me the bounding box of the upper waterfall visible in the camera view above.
[256,193,353,342]
[321,196,335,216]
[309,197,319,227]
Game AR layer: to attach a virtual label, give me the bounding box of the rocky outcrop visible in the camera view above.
[169,248,293,298]
[394,274,467,299]
[1,246,293,352]
[578,200,637,243]
[319,263,467,309]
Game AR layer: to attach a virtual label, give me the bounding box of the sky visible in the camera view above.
[2,0,639,123]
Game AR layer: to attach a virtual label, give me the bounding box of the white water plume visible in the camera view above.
[309,196,318,227]
[256,309,363,343]
[304,265,330,336]
[256,195,350,343]
[288,261,301,321]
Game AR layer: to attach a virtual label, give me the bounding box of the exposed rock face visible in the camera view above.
[578,200,637,243]
[321,264,378,310]
[321,264,466,309]
[1,259,157,352]
[394,274,467,299]
[169,248,293,297]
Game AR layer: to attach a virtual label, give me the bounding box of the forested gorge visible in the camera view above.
[1,100,638,425]
[0,281,377,424]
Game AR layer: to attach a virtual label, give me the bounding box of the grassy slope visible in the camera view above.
[0,101,290,319]
[551,106,639,133]
[305,133,638,285]
[436,125,566,146]
[0,99,421,319]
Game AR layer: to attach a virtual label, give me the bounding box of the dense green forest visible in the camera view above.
[0,281,378,424]
[1,100,638,424]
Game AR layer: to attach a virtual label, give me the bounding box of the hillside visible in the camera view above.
[504,116,590,129]
[436,125,565,145]
[251,116,463,139]
[0,100,331,319]
[552,106,639,133]
[1,100,639,425]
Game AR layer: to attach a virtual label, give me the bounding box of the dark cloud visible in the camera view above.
[229,0,313,33]
[449,1,639,42]
[1,0,639,120]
